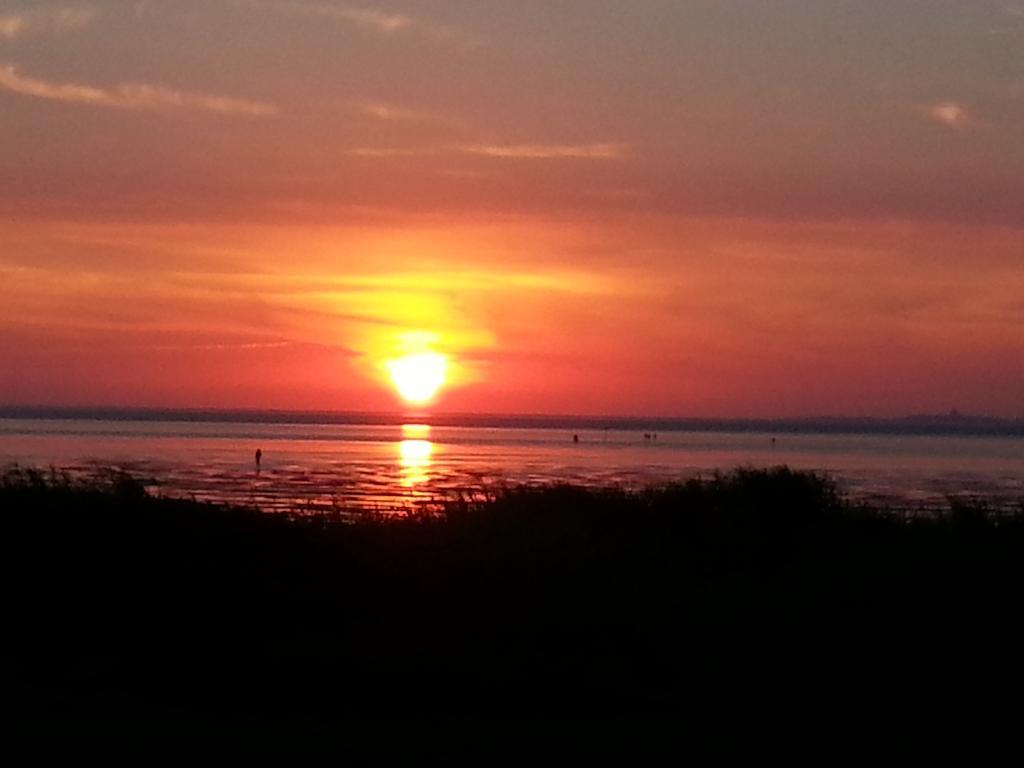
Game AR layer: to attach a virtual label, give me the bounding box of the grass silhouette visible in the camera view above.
[4,464,1024,729]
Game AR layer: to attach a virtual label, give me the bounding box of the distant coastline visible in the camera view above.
[2,405,1023,438]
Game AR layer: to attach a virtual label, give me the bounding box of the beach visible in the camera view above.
[2,413,1022,514]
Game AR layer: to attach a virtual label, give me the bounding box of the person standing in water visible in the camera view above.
[255,448,262,474]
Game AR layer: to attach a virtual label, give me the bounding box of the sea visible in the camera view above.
[1,410,1022,515]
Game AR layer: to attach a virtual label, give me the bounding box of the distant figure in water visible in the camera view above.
[771,437,777,448]
[573,434,579,444]
[255,448,262,474]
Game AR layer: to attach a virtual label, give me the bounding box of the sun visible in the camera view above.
[387,352,448,405]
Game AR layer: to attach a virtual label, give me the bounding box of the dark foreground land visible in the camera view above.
[4,466,1024,734]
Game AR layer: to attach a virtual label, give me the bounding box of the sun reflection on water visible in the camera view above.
[398,424,433,487]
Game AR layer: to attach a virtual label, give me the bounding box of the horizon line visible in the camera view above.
[1,404,1022,435]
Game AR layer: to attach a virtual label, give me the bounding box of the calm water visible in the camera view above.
[1,417,1022,513]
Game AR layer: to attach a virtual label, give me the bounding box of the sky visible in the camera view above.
[1,0,1022,417]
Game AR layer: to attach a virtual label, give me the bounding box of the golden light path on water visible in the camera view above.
[398,424,433,488]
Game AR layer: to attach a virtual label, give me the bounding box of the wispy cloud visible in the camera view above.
[0,17,22,40]
[346,146,440,158]
[0,6,95,40]
[351,100,455,126]
[1001,2,1024,20]
[344,142,627,160]
[924,101,976,130]
[154,340,297,352]
[988,2,1024,35]
[459,143,626,160]
[0,64,278,116]
[241,0,475,44]
[305,3,414,34]
[249,0,412,34]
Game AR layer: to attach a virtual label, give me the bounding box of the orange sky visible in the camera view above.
[1,2,1023,417]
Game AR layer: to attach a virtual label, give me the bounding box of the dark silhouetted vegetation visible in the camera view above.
[4,465,1024,732]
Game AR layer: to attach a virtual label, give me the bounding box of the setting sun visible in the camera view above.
[387,352,448,405]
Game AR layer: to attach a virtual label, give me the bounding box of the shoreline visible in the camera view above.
[4,460,1023,517]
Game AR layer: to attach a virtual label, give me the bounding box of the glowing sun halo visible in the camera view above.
[388,352,448,405]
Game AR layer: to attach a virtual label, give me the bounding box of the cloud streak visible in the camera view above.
[344,142,627,160]
[154,340,297,352]
[243,1,477,45]
[925,101,976,130]
[307,3,413,34]
[459,143,626,160]
[0,64,278,116]
[346,146,440,158]
[0,16,23,40]
[351,100,457,126]
[263,1,412,34]
[0,6,95,40]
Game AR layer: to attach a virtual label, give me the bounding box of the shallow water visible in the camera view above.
[1,417,1022,513]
